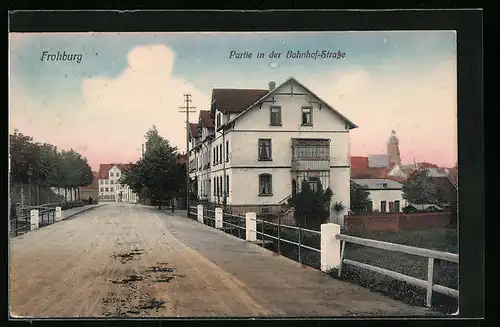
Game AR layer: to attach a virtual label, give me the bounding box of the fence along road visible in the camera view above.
[10,203,432,318]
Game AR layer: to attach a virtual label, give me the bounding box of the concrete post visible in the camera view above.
[320,223,341,273]
[215,207,223,229]
[197,204,203,223]
[30,209,39,231]
[245,212,257,242]
[55,207,62,221]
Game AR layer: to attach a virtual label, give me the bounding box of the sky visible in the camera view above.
[9,31,457,171]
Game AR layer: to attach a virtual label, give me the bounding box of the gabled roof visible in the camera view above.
[225,77,357,129]
[198,110,214,129]
[98,163,132,179]
[212,88,269,113]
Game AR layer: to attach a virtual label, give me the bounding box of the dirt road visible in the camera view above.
[9,203,432,318]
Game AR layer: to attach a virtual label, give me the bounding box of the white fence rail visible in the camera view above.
[188,204,459,310]
[335,234,458,308]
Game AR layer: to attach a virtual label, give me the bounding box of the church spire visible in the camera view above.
[387,130,401,165]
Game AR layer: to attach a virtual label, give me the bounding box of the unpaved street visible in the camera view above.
[9,203,432,318]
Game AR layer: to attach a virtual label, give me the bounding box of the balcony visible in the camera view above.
[291,138,330,171]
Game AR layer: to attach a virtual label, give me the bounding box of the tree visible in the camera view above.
[350,181,372,213]
[120,126,184,209]
[9,130,92,206]
[288,179,333,230]
[402,169,439,204]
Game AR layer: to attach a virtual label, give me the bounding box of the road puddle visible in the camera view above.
[148,266,174,273]
[111,249,144,263]
[111,274,143,284]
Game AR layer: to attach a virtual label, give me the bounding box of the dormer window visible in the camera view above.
[217,113,221,128]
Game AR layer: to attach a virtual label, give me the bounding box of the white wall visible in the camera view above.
[230,167,291,205]
[368,189,406,212]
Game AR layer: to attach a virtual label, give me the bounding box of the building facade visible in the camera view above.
[351,178,407,212]
[97,163,138,203]
[188,77,357,225]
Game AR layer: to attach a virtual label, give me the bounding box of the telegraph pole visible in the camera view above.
[179,94,196,216]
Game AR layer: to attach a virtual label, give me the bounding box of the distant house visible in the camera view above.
[97,163,138,203]
[351,178,407,213]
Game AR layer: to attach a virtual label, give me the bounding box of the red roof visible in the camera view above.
[351,156,369,169]
[189,123,199,138]
[212,88,269,113]
[199,110,214,128]
[97,163,133,179]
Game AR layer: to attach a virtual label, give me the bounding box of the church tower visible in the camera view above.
[387,130,401,166]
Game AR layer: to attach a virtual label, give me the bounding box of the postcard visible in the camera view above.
[9,30,458,318]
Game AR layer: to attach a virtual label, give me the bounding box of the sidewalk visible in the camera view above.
[62,203,107,220]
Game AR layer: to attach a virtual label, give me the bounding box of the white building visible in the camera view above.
[188,77,357,225]
[97,163,138,203]
[351,178,407,212]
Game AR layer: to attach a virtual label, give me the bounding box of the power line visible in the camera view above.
[179,94,196,215]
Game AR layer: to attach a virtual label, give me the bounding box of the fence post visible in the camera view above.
[30,209,39,231]
[197,204,204,223]
[245,212,257,242]
[215,207,223,229]
[320,223,341,273]
[426,258,441,308]
[277,218,281,255]
[55,207,62,221]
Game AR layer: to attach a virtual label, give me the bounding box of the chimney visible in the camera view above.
[269,81,276,91]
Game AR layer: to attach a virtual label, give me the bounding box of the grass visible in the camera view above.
[253,222,458,314]
[336,229,458,314]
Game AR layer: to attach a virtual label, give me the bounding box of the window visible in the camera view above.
[301,106,313,125]
[110,187,114,192]
[105,187,109,192]
[100,187,104,192]
[99,180,103,185]
[105,180,109,185]
[217,113,221,127]
[309,177,320,192]
[110,172,114,177]
[394,200,401,212]
[116,172,120,178]
[110,180,115,184]
[213,178,216,196]
[259,174,272,196]
[213,148,216,165]
[270,106,282,126]
[258,139,272,161]
[219,144,223,164]
[226,141,229,162]
[226,175,230,194]
[380,201,387,212]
